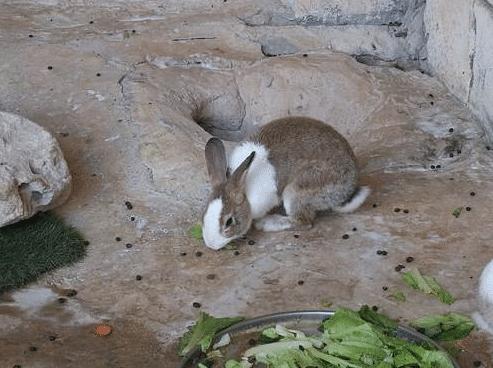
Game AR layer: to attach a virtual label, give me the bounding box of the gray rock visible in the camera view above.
[0,112,71,227]
[260,37,300,57]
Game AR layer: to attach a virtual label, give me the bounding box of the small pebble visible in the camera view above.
[47,66,53,70]
[234,251,240,256]
[192,302,201,308]
[382,286,388,291]
[58,297,67,304]
[206,274,216,280]
[470,192,476,196]
[195,251,203,257]
[466,207,471,211]
[449,128,454,133]
[125,201,133,210]
[180,252,187,256]
[298,280,305,285]
[372,306,378,312]
[115,237,121,242]
[248,240,256,245]
[126,243,133,249]
[394,208,401,213]
[135,275,142,281]
[406,256,414,263]
[29,346,38,352]
[342,234,349,239]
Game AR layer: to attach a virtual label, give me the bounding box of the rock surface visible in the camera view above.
[0,112,71,227]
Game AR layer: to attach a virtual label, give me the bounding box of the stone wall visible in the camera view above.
[424,0,493,142]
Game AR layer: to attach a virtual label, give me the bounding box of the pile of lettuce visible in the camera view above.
[223,307,456,368]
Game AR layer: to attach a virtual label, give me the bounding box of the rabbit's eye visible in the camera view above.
[225,217,235,227]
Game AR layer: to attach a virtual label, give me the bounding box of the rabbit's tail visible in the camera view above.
[335,186,371,213]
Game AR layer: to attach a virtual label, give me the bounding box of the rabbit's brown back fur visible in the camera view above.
[252,116,358,205]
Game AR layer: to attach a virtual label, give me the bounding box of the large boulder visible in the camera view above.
[0,112,71,227]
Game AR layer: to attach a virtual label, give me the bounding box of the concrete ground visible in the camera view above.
[0,2,492,367]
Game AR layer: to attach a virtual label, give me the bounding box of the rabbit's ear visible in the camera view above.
[205,138,228,187]
[230,151,255,188]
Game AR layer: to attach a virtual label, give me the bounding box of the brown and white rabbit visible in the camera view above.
[202,116,370,250]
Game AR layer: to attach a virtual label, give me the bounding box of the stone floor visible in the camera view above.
[0,2,492,367]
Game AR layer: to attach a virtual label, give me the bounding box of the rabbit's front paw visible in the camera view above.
[255,215,293,232]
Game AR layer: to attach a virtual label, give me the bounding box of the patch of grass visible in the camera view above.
[0,212,87,293]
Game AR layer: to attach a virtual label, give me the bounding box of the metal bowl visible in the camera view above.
[180,310,460,368]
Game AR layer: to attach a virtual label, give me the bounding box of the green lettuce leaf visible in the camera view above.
[402,268,455,305]
[188,224,203,240]
[178,312,243,356]
[410,313,475,341]
[358,305,398,333]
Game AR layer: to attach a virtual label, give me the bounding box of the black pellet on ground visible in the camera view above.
[377,250,388,256]
[302,54,308,57]
[395,265,405,272]
[294,234,299,238]
[136,275,142,281]
[372,203,378,208]
[428,93,434,98]
[195,251,203,257]
[115,237,122,242]
[47,66,53,70]
[29,346,38,352]
[126,243,133,249]
[248,240,255,245]
[449,153,454,158]
[132,30,136,33]
[66,289,77,297]
[372,306,378,312]
[436,164,441,169]
[192,302,201,308]
[96,73,101,77]
[457,150,462,154]
[352,227,357,232]
[29,34,33,38]
[206,274,216,280]
[470,192,476,196]
[394,208,401,213]
[83,240,90,246]
[342,234,349,239]
[406,256,414,263]
[180,252,187,256]
[298,280,304,285]
[430,101,434,106]
[49,336,57,341]
[403,209,409,214]
[487,146,491,151]
[89,20,94,24]
[130,216,135,221]
[58,298,67,304]
[449,128,454,133]
[125,201,133,210]
[473,361,482,367]
[466,207,472,211]
[382,286,388,291]
[430,165,435,169]
[13,365,21,368]
[234,251,240,256]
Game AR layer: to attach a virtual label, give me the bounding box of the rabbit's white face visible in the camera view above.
[203,198,230,250]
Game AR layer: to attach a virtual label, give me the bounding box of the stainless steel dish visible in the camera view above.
[180,310,460,368]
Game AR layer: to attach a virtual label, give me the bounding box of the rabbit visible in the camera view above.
[474,259,493,334]
[202,116,370,250]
